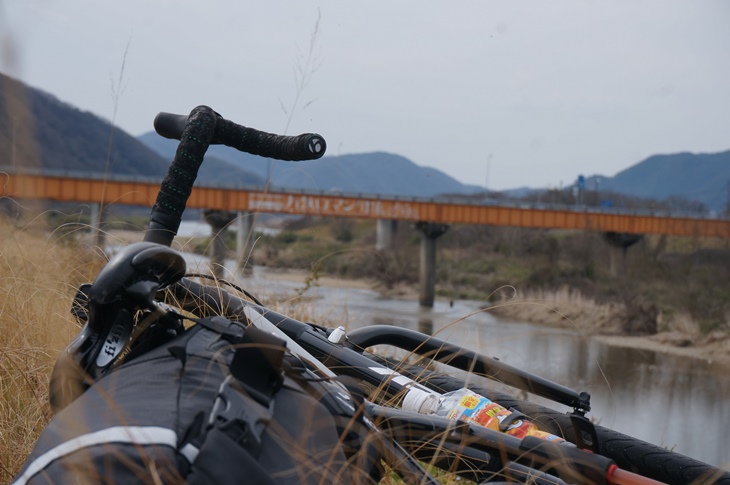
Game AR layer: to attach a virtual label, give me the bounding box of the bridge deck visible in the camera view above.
[2,172,729,238]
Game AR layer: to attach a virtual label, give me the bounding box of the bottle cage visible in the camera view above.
[49,242,186,413]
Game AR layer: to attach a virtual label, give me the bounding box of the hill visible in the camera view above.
[0,73,168,176]
[3,71,728,208]
[593,151,730,212]
[2,69,473,197]
[0,73,264,187]
[138,131,484,198]
[140,127,730,207]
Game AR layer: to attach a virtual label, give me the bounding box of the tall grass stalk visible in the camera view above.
[280,8,322,136]
[95,37,132,246]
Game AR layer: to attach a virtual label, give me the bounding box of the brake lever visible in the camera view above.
[51,243,187,413]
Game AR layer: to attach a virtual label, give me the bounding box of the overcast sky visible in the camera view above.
[2,1,729,190]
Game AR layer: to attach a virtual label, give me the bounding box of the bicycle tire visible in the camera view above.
[367,354,730,485]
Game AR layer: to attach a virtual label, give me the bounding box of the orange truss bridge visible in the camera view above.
[2,171,728,238]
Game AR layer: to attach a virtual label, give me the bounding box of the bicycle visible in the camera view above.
[13,105,730,485]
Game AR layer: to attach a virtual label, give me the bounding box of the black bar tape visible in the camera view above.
[212,117,326,161]
[145,105,217,246]
[154,111,326,161]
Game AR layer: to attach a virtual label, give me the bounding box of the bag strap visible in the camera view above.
[181,317,288,461]
[229,325,286,406]
[193,316,286,405]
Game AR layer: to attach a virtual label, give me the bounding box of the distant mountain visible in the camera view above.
[0,69,475,197]
[4,71,728,209]
[0,72,169,177]
[0,72,264,187]
[270,152,484,197]
[138,131,484,198]
[141,127,730,207]
[592,151,730,212]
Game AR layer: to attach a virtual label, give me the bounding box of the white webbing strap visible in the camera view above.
[12,426,178,485]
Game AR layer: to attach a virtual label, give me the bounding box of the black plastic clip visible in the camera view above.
[208,376,273,457]
[570,412,600,453]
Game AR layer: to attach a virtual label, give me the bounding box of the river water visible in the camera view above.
[173,235,730,470]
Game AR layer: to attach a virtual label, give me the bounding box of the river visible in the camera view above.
[172,236,730,470]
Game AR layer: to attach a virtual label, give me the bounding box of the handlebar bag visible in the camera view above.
[13,317,370,485]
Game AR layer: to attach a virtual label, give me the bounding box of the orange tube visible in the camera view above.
[608,465,668,485]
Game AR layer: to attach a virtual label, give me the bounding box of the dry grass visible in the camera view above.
[489,286,624,335]
[489,285,722,338]
[0,220,99,481]
[489,286,730,366]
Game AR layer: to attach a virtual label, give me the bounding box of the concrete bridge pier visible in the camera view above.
[235,211,255,274]
[376,219,398,251]
[88,202,107,249]
[204,210,236,279]
[89,202,100,246]
[604,232,642,277]
[415,222,449,308]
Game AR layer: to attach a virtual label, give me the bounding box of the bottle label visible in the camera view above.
[448,394,506,430]
[447,391,565,443]
[460,395,480,410]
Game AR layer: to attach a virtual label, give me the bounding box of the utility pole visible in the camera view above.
[484,153,492,201]
[11,117,17,170]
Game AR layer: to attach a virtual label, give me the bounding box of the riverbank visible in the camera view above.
[485,288,730,366]
[594,333,730,365]
[104,227,730,366]
[242,263,730,366]
[253,264,730,366]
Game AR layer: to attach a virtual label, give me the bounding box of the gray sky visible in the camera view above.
[2,1,729,190]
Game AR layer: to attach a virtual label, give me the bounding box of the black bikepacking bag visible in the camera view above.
[13,316,366,484]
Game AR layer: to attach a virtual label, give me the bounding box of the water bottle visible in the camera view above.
[402,387,566,443]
